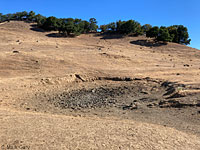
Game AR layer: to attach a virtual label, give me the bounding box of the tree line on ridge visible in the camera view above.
[0,11,191,45]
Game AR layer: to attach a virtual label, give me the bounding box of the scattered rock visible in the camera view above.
[13,50,19,53]
[100,77,133,82]
[161,81,173,87]
[139,98,157,102]
[147,103,157,108]
[75,74,85,82]
[141,91,148,94]
[133,78,142,81]
[166,91,185,99]
[122,103,137,110]
[159,100,196,108]
[184,64,190,67]
[163,87,176,96]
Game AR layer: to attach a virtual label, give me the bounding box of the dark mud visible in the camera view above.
[48,80,200,111]
[48,80,165,110]
[24,78,200,137]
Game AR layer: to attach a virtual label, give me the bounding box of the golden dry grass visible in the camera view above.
[0,21,200,149]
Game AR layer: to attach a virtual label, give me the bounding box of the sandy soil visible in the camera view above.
[0,21,200,149]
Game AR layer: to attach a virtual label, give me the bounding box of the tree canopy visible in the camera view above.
[146,25,191,44]
[0,11,191,45]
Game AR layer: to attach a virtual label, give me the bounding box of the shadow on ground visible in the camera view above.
[46,33,77,38]
[46,33,63,38]
[95,32,124,40]
[30,24,46,32]
[130,40,167,47]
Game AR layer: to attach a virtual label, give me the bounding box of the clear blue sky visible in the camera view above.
[1,0,199,49]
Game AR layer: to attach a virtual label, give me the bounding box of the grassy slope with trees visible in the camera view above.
[0,11,191,45]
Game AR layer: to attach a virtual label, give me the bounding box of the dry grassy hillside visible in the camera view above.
[0,21,200,150]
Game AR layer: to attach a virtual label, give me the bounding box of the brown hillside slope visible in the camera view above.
[0,21,200,149]
[0,108,200,150]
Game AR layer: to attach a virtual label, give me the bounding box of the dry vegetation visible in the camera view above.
[0,21,200,150]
